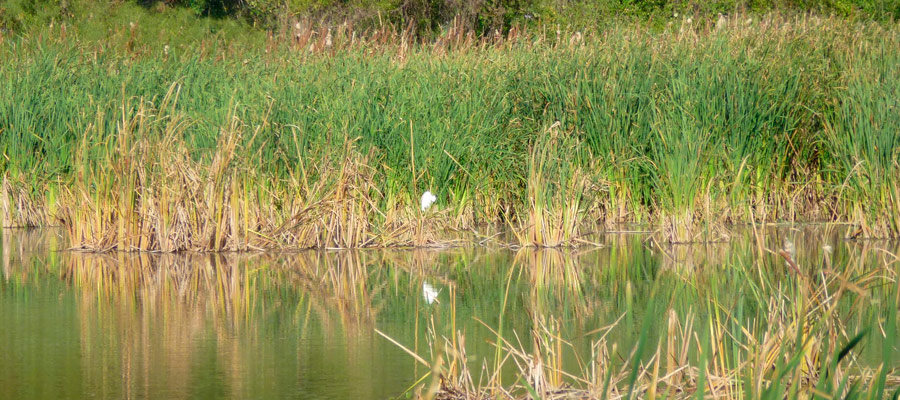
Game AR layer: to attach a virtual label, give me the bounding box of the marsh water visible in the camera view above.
[1,226,898,399]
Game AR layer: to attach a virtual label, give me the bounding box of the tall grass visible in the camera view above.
[510,123,588,247]
[824,26,900,238]
[1,14,899,248]
[54,87,436,251]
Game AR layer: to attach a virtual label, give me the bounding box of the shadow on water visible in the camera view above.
[1,225,898,398]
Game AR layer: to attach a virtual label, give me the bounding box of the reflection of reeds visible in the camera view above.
[47,248,427,398]
[290,251,378,326]
[5,226,900,398]
[514,248,598,321]
[386,233,900,399]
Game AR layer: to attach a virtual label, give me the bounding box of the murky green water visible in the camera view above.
[1,227,898,399]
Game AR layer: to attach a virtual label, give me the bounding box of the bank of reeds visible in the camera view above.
[2,13,899,248]
[54,88,455,251]
[823,32,900,239]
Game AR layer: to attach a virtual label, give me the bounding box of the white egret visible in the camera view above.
[783,237,796,259]
[422,282,440,304]
[782,237,797,270]
[822,244,833,269]
[420,191,437,211]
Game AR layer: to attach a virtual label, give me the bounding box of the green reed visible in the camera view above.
[1,14,899,244]
[824,27,900,238]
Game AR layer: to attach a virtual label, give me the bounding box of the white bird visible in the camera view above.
[420,191,437,211]
[422,282,440,304]
[782,237,797,269]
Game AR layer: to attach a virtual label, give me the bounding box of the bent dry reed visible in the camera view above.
[1,13,900,249]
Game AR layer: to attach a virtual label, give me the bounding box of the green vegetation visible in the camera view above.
[1,9,899,247]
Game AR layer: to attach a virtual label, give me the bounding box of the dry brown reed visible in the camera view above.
[53,87,458,252]
[417,297,897,399]
[57,89,264,251]
[1,174,47,227]
[510,124,590,248]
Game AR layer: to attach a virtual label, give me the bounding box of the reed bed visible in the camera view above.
[51,88,455,251]
[1,14,899,249]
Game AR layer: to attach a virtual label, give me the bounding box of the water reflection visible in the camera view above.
[422,282,440,305]
[1,226,898,399]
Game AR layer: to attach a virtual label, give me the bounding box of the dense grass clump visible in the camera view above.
[1,14,899,248]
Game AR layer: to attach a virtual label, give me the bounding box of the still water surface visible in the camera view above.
[1,226,897,399]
